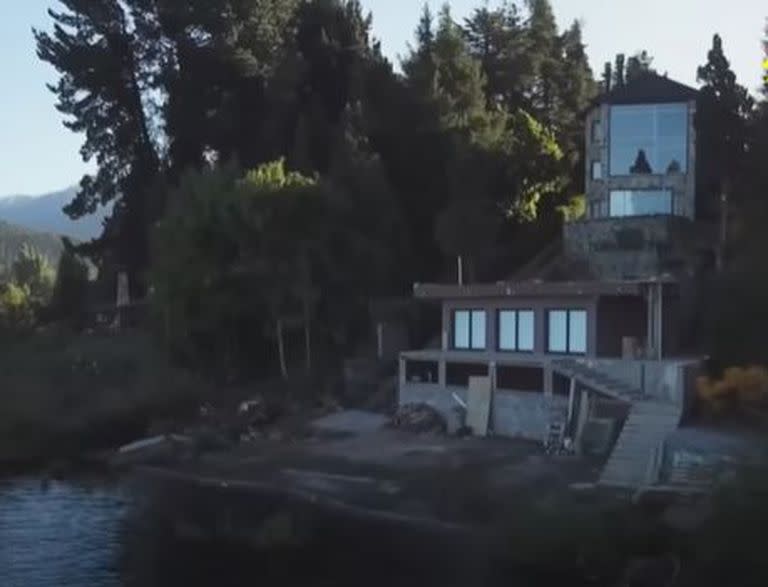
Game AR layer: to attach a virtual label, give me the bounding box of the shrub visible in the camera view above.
[697,366,768,416]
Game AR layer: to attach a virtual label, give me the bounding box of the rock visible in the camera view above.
[390,403,447,435]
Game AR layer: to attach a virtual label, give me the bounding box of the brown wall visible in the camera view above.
[596,295,647,358]
[441,296,599,358]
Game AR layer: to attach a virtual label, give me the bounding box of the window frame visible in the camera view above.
[591,160,603,180]
[609,189,674,218]
[451,309,487,351]
[608,103,688,177]
[546,309,588,355]
[496,309,535,353]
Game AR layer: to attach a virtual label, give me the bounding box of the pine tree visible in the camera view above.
[525,0,560,123]
[35,0,163,290]
[463,1,526,109]
[696,34,754,220]
[613,53,626,87]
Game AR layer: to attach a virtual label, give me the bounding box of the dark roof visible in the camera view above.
[413,277,676,301]
[591,73,699,108]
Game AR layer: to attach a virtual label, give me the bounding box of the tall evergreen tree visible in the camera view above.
[696,34,754,222]
[612,53,626,87]
[35,0,163,289]
[524,0,560,123]
[557,20,598,188]
[463,2,526,110]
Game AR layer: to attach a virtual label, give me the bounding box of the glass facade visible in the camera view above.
[609,103,688,176]
[453,310,486,350]
[609,189,673,217]
[547,310,587,354]
[498,310,535,352]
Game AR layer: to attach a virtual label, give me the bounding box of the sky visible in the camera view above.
[1,0,766,196]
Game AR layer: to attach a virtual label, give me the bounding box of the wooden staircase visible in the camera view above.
[599,401,682,488]
[551,358,683,489]
[552,358,643,401]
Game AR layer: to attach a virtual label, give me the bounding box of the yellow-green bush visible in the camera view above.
[697,366,768,414]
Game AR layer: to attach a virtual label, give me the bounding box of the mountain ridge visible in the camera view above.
[0,186,110,241]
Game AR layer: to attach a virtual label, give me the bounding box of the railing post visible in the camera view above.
[438,359,446,387]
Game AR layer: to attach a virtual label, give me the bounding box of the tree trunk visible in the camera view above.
[277,318,288,379]
[303,297,312,372]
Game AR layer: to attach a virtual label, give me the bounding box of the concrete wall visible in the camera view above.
[563,216,703,280]
[493,391,567,442]
[584,100,697,220]
[398,382,565,442]
[568,358,697,406]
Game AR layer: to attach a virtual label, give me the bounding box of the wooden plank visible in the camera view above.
[466,376,492,436]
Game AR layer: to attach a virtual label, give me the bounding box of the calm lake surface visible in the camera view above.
[0,475,484,587]
[0,477,132,587]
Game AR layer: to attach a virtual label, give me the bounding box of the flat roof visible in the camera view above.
[413,277,676,300]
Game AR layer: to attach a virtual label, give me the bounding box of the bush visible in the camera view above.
[50,248,90,326]
[0,282,34,332]
[697,366,768,418]
[0,331,210,463]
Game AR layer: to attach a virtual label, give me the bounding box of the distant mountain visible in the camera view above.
[0,220,65,278]
[0,187,111,241]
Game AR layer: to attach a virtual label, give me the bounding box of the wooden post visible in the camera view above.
[657,281,664,360]
[566,377,577,425]
[277,318,288,379]
[376,322,384,359]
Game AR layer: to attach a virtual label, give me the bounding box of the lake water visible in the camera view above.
[0,475,486,587]
[0,477,131,587]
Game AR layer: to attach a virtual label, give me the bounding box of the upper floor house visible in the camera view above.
[565,73,715,281]
[584,73,699,220]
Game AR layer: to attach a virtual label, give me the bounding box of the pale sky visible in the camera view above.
[1,0,765,196]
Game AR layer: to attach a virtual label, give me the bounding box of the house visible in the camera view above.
[398,73,713,488]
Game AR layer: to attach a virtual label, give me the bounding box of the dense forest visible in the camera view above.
[21,0,768,375]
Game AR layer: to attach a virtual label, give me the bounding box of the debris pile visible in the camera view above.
[390,403,446,435]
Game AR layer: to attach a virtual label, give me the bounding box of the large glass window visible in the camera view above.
[609,189,673,217]
[609,103,687,176]
[453,310,486,350]
[547,310,587,354]
[591,161,603,180]
[498,310,535,352]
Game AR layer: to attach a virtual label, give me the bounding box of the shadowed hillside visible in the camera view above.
[0,187,110,241]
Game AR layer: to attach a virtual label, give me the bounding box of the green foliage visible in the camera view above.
[51,248,90,326]
[0,282,34,332]
[0,221,63,279]
[34,1,162,286]
[0,331,209,462]
[152,156,402,375]
[556,194,586,222]
[12,244,55,304]
[697,34,754,220]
